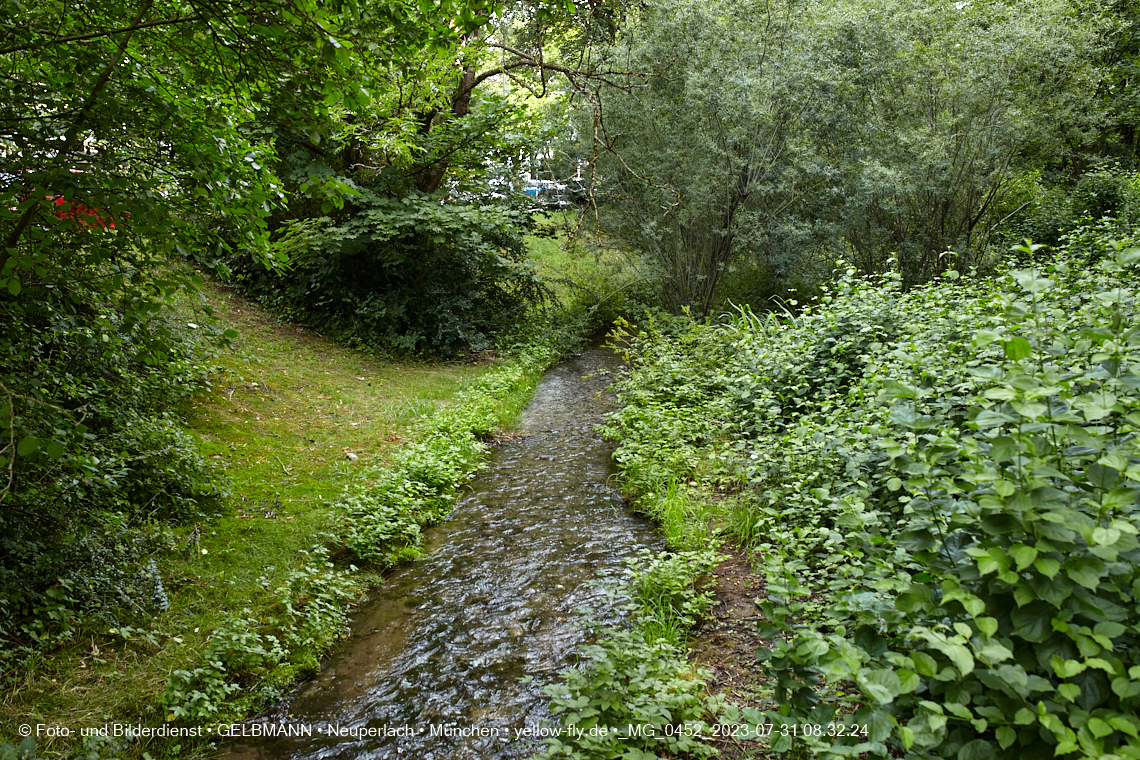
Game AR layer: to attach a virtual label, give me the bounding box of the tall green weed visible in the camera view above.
[538,549,727,760]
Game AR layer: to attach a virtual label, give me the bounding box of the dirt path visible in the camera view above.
[691,548,771,759]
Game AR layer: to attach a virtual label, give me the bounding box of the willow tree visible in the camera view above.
[578,0,813,314]
[804,0,1109,283]
[580,0,1111,310]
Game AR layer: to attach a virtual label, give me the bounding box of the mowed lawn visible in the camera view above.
[0,283,496,759]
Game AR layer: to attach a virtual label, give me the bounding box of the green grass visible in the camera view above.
[524,211,649,322]
[0,283,519,759]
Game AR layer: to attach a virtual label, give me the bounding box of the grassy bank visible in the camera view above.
[0,284,550,760]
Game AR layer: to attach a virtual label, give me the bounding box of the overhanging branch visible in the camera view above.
[0,14,203,55]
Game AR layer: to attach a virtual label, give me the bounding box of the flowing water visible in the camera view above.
[220,348,662,760]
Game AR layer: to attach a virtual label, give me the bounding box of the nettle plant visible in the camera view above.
[757,245,1140,759]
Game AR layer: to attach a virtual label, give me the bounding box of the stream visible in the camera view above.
[219,347,662,760]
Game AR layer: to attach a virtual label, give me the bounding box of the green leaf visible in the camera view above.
[975,640,1013,665]
[1109,716,1140,738]
[1012,270,1053,294]
[985,387,1018,401]
[912,651,938,677]
[1014,708,1036,725]
[1087,717,1113,739]
[1009,543,1038,571]
[859,668,902,704]
[1086,463,1121,489]
[6,276,20,296]
[898,668,921,694]
[975,409,1017,429]
[1011,603,1053,642]
[1051,656,1087,678]
[1058,683,1081,701]
[1119,247,1140,266]
[1003,337,1033,361]
[882,380,919,399]
[868,708,894,742]
[945,702,972,719]
[1034,557,1060,578]
[973,330,1003,347]
[975,617,998,638]
[1112,678,1140,698]
[770,731,793,752]
[1094,621,1125,639]
[958,738,995,760]
[16,436,40,456]
[996,726,1016,749]
[933,641,974,676]
[1065,557,1104,590]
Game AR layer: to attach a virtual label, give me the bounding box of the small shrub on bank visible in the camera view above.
[538,548,725,760]
[231,193,549,357]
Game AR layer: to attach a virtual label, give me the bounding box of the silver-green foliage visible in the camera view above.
[804,0,1107,283]
[584,0,1108,306]
[607,230,1140,758]
[587,0,812,314]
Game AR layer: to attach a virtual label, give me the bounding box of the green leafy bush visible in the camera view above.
[160,550,357,723]
[159,615,282,722]
[233,191,549,356]
[272,550,355,653]
[605,231,1140,758]
[539,549,724,760]
[0,299,229,668]
[1002,168,1140,251]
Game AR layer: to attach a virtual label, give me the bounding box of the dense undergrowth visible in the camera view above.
[538,550,732,760]
[554,223,1140,760]
[0,282,233,673]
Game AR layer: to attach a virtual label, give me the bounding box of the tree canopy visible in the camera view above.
[570,0,1129,309]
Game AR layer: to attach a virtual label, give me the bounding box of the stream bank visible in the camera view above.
[219,348,663,760]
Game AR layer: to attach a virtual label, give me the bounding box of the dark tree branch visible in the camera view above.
[0,14,203,55]
[5,0,155,255]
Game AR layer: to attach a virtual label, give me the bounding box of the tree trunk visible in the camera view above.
[414,66,479,194]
